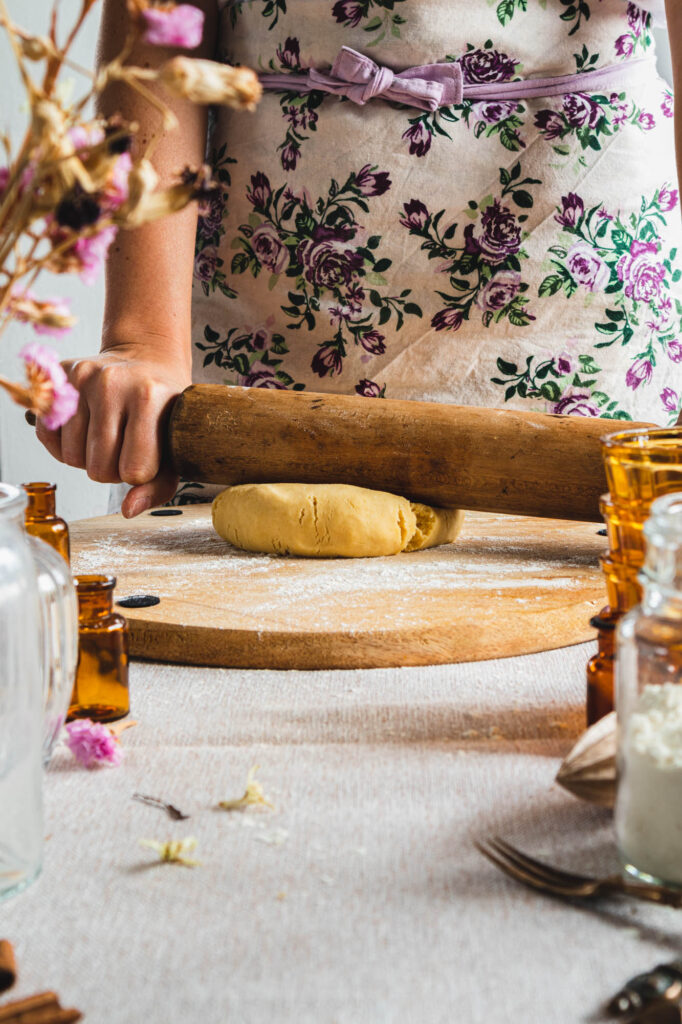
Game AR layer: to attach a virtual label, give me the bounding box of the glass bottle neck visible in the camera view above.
[640,580,682,619]
[78,592,113,621]
[0,484,28,530]
[23,483,57,522]
[75,576,116,622]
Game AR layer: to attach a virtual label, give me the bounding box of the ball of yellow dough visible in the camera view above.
[211,482,464,558]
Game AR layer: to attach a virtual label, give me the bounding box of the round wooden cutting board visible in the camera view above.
[69,507,608,669]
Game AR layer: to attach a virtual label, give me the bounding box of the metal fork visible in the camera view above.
[476,836,682,908]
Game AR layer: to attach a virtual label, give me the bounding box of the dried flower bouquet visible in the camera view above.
[0,0,261,428]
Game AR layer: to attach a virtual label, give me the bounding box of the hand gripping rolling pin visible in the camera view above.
[168,385,650,522]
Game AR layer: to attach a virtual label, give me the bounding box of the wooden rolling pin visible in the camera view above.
[169,385,647,522]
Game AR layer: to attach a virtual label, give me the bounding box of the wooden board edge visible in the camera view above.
[127,598,602,670]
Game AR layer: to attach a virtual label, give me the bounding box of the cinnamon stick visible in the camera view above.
[0,993,57,1021]
[0,943,16,993]
[0,992,81,1023]
[7,1008,81,1024]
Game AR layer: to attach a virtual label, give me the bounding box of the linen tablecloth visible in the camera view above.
[4,644,681,1023]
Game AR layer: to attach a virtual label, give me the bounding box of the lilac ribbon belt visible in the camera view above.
[259,46,653,112]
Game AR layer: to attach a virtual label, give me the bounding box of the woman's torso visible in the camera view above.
[190,0,680,429]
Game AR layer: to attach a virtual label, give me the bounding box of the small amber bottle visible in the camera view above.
[23,482,70,563]
[69,575,130,722]
[586,607,618,726]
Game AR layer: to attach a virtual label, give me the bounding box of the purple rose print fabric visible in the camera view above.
[187,0,679,447]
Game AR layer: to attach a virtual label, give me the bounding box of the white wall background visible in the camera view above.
[0,6,674,521]
[0,0,109,521]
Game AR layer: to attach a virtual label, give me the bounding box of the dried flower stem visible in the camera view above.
[0,0,260,428]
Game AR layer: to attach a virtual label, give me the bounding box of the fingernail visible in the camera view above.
[126,496,152,518]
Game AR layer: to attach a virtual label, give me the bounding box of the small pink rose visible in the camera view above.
[626,357,653,391]
[668,340,682,363]
[74,225,118,285]
[661,387,679,413]
[20,343,79,430]
[657,183,679,213]
[141,4,204,49]
[65,718,123,768]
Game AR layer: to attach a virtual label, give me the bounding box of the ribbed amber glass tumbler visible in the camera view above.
[601,428,682,614]
[587,429,682,724]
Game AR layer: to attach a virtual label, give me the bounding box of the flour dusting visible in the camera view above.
[71,510,604,630]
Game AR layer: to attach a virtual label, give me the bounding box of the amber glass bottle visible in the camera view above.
[23,482,70,563]
[586,608,618,726]
[69,575,129,722]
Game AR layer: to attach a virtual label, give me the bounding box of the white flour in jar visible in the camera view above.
[618,683,682,885]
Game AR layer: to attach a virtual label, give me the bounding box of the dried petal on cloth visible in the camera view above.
[217,765,274,811]
[64,718,123,768]
[139,837,201,867]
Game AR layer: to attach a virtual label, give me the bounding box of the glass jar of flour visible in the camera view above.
[615,493,682,886]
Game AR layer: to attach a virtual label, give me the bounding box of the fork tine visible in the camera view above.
[475,840,578,896]
[490,836,593,887]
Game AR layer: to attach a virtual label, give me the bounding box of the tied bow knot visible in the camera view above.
[307,46,463,112]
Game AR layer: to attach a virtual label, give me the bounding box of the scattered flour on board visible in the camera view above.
[71,511,603,629]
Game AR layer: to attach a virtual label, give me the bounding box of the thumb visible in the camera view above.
[120,467,180,518]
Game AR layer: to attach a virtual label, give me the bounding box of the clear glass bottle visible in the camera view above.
[0,484,43,900]
[69,575,129,722]
[28,537,78,765]
[23,482,70,564]
[615,493,682,887]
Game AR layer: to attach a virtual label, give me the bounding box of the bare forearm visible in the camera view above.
[666,0,682,194]
[98,0,217,365]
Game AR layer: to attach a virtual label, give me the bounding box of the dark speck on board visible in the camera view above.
[597,528,607,536]
[149,509,183,516]
[117,595,161,609]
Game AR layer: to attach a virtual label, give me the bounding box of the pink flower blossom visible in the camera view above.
[566,240,610,292]
[0,164,34,195]
[657,183,679,213]
[102,152,132,210]
[431,307,464,332]
[612,102,631,128]
[74,225,117,285]
[552,390,600,417]
[68,125,105,152]
[355,378,385,398]
[626,357,653,391]
[476,270,522,312]
[661,387,679,414]
[142,4,204,49]
[617,239,666,303]
[638,111,656,131]
[668,340,682,363]
[662,91,674,119]
[64,719,123,768]
[20,343,79,429]
[615,35,635,58]
[12,289,73,338]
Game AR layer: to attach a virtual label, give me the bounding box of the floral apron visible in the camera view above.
[179,0,678,502]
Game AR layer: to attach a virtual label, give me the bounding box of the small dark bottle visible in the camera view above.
[586,607,618,726]
[69,575,129,722]
[23,482,70,563]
